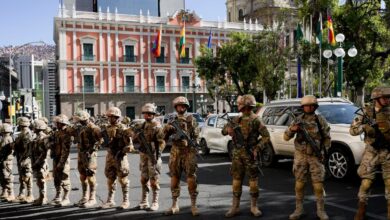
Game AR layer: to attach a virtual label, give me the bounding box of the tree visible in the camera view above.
[195,31,290,103]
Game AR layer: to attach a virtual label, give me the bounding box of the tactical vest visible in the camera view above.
[31,133,48,162]
[107,123,127,155]
[79,124,97,152]
[365,106,390,142]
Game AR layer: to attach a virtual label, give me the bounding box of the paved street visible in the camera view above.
[0,147,387,220]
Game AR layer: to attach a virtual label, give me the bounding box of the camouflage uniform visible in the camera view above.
[30,120,50,206]
[163,96,200,216]
[100,107,133,210]
[222,94,270,217]
[284,95,331,220]
[50,114,73,206]
[13,117,34,203]
[73,110,102,208]
[130,103,165,211]
[350,87,390,220]
[0,123,15,202]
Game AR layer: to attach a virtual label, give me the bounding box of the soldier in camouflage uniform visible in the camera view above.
[163,96,200,216]
[49,114,73,206]
[284,95,331,220]
[100,107,133,210]
[30,119,50,206]
[122,116,131,128]
[350,86,390,220]
[73,110,102,208]
[222,94,270,217]
[13,117,34,203]
[129,103,165,211]
[0,123,15,202]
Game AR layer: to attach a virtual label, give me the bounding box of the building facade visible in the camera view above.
[54,3,262,119]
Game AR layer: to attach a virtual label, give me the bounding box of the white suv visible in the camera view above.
[257,98,365,179]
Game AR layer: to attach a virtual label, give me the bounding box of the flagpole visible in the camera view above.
[309,14,313,95]
[319,13,322,97]
[302,16,305,96]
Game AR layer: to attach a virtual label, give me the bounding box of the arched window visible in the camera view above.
[238,9,244,21]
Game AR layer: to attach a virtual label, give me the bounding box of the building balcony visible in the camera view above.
[123,55,137,62]
[118,86,141,93]
[81,55,96,61]
[179,57,191,64]
[75,86,100,93]
[148,86,206,93]
[154,56,167,63]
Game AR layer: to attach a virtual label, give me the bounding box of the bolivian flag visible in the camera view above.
[179,23,186,58]
[152,24,162,57]
[327,15,336,46]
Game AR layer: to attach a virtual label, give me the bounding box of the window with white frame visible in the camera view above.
[122,38,137,62]
[154,69,167,92]
[123,68,137,93]
[81,37,96,61]
[81,68,97,93]
[181,76,190,92]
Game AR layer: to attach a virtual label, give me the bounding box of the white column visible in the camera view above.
[73,30,77,92]
[140,30,144,92]
[99,29,103,93]
[59,62,67,93]
[147,26,151,92]
[170,35,177,88]
[107,30,112,93]
[115,31,119,92]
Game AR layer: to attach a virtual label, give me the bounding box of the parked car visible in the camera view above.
[257,97,365,179]
[199,113,240,159]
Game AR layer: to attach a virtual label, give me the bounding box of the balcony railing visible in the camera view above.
[179,57,191,64]
[155,56,167,63]
[118,86,141,93]
[148,86,206,93]
[75,86,100,93]
[123,55,137,62]
[82,55,96,61]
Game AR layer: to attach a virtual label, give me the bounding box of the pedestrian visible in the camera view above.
[30,119,50,206]
[130,103,165,211]
[284,95,331,220]
[350,86,390,220]
[73,110,102,208]
[222,94,270,217]
[0,123,15,202]
[100,107,133,209]
[13,117,34,203]
[49,114,73,207]
[163,96,200,216]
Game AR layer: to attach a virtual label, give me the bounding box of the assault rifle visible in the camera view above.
[287,111,324,159]
[100,127,125,160]
[167,115,202,158]
[130,122,158,165]
[354,107,390,150]
[220,113,264,175]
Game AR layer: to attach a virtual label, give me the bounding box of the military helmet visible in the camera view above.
[39,117,49,124]
[18,117,31,127]
[173,96,190,108]
[370,86,390,100]
[122,116,131,125]
[237,94,256,111]
[301,95,318,106]
[1,123,13,133]
[142,103,157,114]
[34,119,48,130]
[55,114,70,125]
[74,110,90,121]
[106,107,121,117]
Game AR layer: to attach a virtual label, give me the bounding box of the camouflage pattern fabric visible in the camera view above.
[0,134,14,197]
[284,113,331,183]
[14,128,34,195]
[31,132,50,194]
[77,122,101,176]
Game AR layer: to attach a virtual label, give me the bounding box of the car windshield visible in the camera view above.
[192,113,205,123]
[317,104,358,124]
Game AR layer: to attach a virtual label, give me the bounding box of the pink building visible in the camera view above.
[54,5,262,118]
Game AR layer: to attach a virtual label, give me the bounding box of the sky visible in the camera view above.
[0,0,226,47]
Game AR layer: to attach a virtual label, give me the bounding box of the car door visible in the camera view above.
[204,116,225,150]
[200,116,218,148]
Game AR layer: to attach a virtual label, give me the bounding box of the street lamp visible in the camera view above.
[197,94,208,116]
[323,34,357,97]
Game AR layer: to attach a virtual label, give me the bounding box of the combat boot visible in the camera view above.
[289,199,304,220]
[354,201,366,220]
[150,189,159,211]
[118,186,129,209]
[13,185,26,203]
[387,201,390,220]
[225,196,240,218]
[49,190,61,205]
[250,197,262,217]
[23,185,34,204]
[316,199,329,220]
[33,189,47,206]
[191,196,199,216]
[138,185,149,210]
[165,197,180,215]
[59,190,71,207]
[0,189,7,200]
[100,186,115,209]
[75,182,88,207]
[82,184,96,208]
[6,188,15,203]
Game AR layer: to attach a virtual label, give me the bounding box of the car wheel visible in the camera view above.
[227,141,234,161]
[261,142,276,167]
[199,139,210,156]
[326,146,353,179]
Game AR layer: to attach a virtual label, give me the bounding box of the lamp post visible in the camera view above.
[191,83,200,112]
[197,94,207,116]
[323,34,357,97]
